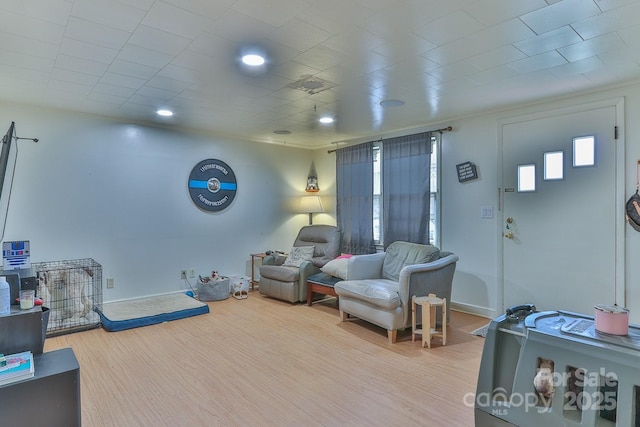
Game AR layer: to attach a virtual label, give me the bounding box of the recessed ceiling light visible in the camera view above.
[380,99,405,108]
[274,130,291,135]
[156,109,173,117]
[242,54,265,66]
[319,116,334,124]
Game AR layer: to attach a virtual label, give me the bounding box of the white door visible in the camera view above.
[501,101,623,314]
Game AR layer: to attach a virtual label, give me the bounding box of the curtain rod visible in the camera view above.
[327,126,452,153]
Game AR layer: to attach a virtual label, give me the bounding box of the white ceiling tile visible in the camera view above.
[59,38,119,64]
[583,53,639,83]
[129,25,192,56]
[156,64,202,85]
[161,0,235,20]
[414,11,485,45]
[117,45,174,69]
[266,18,331,52]
[71,0,148,32]
[54,54,109,76]
[188,32,233,59]
[463,18,536,51]
[117,0,156,11]
[231,0,312,27]
[206,9,277,42]
[0,31,58,59]
[84,91,128,105]
[297,0,374,33]
[107,59,159,80]
[593,0,639,11]
[0,63,49,83]
[372,33,437,63]
[514,26,582,56]
[99,72,147,90]
[2,0,72,25]
[51,68,100,86]
[93,83,137,98]
[557,32,626,62]
[468,65,520,85]
[146,76,193,93]
[136,86,178,101]
[548,55,605,78]
[290,45,346,73]
[0,9,64,43]
[423,38,488,67]
[519,0,601,34]
[508,50,568,74]
[322,28,384,56]
[142,1,214,39]
[464,0,547,26]
[127,94,165,108]
[427,61,482,83]
[0,48,54,71]
[47,79,93,97]
[572,2,640,39]
[466,45,528,70]
[65,17,131,50]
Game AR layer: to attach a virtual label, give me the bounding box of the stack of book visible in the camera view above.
[0,351,34,386]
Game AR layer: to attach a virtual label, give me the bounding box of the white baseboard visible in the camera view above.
[451,301,496,320]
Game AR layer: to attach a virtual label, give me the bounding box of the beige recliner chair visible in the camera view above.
[334,241,458,343]
[259,225,341,303]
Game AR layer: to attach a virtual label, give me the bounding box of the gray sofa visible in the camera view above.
[259,225,341,303]
[334,241,458,344]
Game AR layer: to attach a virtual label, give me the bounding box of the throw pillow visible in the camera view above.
[320,258,349,279]
[282,246,315,267]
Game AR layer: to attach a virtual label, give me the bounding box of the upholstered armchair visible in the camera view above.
[334,241,458,343]
[259,225,341,303]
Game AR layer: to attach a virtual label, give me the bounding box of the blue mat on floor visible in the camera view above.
[96,293,210,332]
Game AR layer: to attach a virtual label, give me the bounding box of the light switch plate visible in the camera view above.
[481,206,494,219]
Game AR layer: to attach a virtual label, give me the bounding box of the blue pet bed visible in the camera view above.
[97,293,210,332]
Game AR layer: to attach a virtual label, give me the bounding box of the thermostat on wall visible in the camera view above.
[2,240,30,270]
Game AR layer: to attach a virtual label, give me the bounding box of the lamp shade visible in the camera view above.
[299,195,324,213]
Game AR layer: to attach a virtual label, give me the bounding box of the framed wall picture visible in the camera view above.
[456,161,478,183]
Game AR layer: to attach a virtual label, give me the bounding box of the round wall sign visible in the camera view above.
[188,159,237,212]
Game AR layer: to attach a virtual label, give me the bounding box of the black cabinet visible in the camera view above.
[0,348,81,427]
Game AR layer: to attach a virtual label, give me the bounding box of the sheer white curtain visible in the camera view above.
[336,142,375,254]
[382,132,432,248]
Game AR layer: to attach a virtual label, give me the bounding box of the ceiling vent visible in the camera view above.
[286,75,336,95]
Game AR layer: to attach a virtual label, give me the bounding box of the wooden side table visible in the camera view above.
[412,293,447,348]
[250,253,268,291]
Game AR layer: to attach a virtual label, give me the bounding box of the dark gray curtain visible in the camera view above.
[382,132,432,248]
[336,142,375,254]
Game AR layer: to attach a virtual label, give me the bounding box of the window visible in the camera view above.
[372,134,439,247]
[573,135,595,167]
[544,151,564,180]
[373,146,382,243]
[518,164,536,192]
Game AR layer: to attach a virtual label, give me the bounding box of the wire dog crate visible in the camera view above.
[32,258,103,337]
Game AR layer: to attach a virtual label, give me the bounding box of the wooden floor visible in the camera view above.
[45,293,489,427]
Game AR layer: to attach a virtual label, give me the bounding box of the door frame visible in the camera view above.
[496,97,626,314]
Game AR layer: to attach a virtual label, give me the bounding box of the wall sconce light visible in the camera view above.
[299,195,324,225]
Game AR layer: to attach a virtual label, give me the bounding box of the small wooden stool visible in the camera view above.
[412,293,447,348]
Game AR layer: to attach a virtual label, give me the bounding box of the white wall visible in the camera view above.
[443,81,640,322]
[5,79,640,320]
[0,103,319,302]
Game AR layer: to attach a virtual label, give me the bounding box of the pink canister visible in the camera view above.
[594,304,629,335]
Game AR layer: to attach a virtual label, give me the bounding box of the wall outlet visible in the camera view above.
[189,268,196,278]
[106,278,114,289]
[180,270,187,280]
